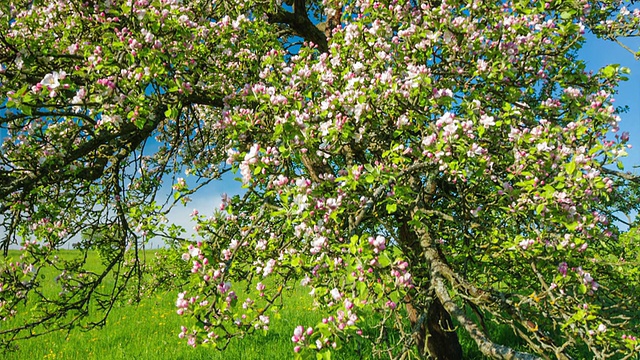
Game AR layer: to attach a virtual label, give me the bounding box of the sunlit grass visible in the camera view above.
[1,250,535,359]
[2,250,374,359]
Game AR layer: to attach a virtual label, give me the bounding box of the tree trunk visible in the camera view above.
[426,297,463,359]
[398,213,462,359]
[406,295,463,359]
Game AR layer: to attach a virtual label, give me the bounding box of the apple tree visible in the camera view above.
[1,0,640,358]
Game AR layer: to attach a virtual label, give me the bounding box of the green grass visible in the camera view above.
[4,287,334,360]
[1,250,373,360]
[0,250,535,360]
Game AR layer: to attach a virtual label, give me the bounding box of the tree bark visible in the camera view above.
[399,217,463,359]
[405,295,463,359]
[426,297,463,359]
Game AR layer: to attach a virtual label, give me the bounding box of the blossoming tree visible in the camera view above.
[1,0,640,358]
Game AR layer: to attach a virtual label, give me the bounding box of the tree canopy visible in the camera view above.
[1,0,640,358]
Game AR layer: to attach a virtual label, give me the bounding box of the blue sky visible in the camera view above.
[579,35,640,171]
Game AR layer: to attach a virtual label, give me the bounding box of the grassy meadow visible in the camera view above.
[3,286,335,360]
[1,250,374,360]
[0,250,497,359]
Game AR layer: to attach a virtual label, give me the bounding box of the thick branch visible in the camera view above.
[293,0,306,15]
[602,167,640,184]
[267,9,328,52]
[430,269,542,360]
[184,91,224,108]
[417,225,542,359]
[0,116,159,199]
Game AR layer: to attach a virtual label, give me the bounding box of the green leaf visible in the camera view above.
[578,284,587,294]
[617,160,624,170]
[22,93,34,104]
[378,253,392,268]
[346,271,356,283]
[373,283,383,298]
[133,117,146,129]
[350,235,359,254]
[560,11,573,19]
[566,161,576,175]
[389,290,400,303]
[20,105,32,116]
[357,281,367,297]
[386,203,397,214]
[543,184,555,197]
[601,64,618,78]
[565,221,579,231]
[291,256,301,267]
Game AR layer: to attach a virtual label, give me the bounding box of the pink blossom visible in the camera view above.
[385,300,397,309]
[621,131,630,142]
[330,288,342,301]
[558,262,568,277]
[176,292,188,308]
[536,142,555,152]
[188,245,201,258]
[344,299,354,310]
[217,281,231,294]
[292,325,304,343]
[564,87,582,98]
[40,71,64,89]
[479,114,495,128]
[187,337,196,347]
